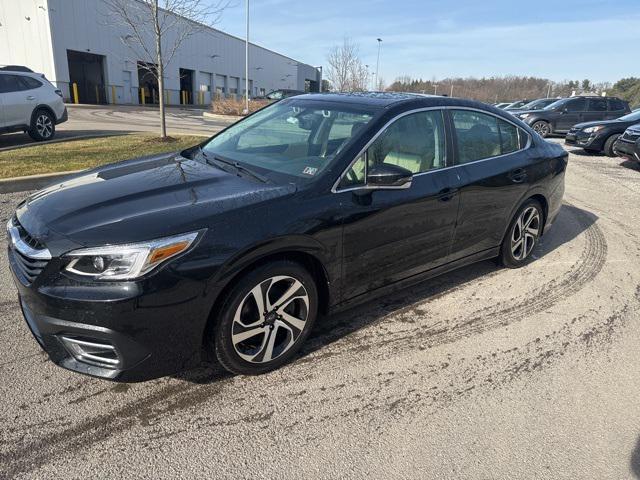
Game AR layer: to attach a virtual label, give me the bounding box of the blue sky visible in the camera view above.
[216,0,640,84]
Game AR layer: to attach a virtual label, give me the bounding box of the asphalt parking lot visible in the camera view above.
[1,142,640,479]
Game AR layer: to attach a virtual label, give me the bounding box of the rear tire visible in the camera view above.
[499,199,544,269]
[28,109,55,141]
[532,121,551,138]
[603,134,620,157]
[209,260,318,375]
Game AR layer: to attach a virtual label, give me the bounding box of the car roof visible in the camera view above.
[291,92,502,111]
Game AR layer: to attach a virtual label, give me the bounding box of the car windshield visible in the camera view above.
[619,110,640,122]
[522,99,554,110]
[202,100,376,181]
[543,99,569,110]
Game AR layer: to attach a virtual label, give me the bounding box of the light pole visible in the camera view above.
[315,66,323,92]
[450,83,454,97]
[243,0,249,114]
[434,84,438,95]
[374,38,382,91]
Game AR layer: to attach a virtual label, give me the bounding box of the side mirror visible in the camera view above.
[367,164,413,189]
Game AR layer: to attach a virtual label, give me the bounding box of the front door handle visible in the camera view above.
[438,187,458,202]
[26,96,35,100]
[509,168,528,183]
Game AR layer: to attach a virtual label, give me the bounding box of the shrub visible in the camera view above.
[211,97,271,116]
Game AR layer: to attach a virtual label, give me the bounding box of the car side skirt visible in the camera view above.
[329,247,500,314]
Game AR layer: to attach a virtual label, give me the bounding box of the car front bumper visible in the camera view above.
[9,247,212,382]
[565,130,600,149]
[613,138,640,162]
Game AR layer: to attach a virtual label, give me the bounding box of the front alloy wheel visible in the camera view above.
[232,275,310,364]
[211,261,318,375]
[532,121,550,138]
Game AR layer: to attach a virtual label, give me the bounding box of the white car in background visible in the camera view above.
[0,67,68,141]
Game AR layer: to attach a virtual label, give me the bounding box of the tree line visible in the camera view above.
[387,76,640,107]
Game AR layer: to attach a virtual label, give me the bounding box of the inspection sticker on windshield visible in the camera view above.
[303,167,318,176]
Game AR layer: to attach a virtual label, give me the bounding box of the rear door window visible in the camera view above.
[452,110,527,163]
[0,74,23,93]
[588,98,607,112]
[19,76,42,90]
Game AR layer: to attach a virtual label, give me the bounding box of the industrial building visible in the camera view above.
[0,0,321,105]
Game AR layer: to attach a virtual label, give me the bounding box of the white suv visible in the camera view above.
[0,69,68,141]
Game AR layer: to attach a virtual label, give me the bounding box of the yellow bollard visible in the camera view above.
[111,85,116,104]
[72,82,79,104]
[141,87,146,105]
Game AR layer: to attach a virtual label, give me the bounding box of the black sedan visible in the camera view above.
[613,124,640,162]
[565,109,640,156]
[8,93,567,381]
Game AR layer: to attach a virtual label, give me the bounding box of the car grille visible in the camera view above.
[622,130,640,142]
[7,216,51,285]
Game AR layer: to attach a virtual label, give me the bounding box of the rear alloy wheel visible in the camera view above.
[211,261,318,375]
[532,121,551,138]
[603,134,621,157]
[28,110,55,141]
[499,200,543,268]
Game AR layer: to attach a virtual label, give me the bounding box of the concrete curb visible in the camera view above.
[0,133,128,153]
[202,111,241,122]
[0,170,82,194]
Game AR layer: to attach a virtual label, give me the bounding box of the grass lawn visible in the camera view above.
[0,134,205,179]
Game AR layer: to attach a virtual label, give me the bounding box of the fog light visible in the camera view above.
[60,336,120,368]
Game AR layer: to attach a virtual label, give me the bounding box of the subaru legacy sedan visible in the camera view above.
[8,93,567,381]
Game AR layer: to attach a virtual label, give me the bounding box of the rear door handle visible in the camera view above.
[509,168,528,183]
[26,96,35,100]
[437,187,458,202]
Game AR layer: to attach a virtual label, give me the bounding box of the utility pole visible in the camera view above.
[434,84,438,95]
[547,82,552,98]
[375,38,382,91]
[244,0,249,114]
[450,83,453,97]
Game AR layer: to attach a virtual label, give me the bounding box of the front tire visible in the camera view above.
[499,199,544,268]
[603,134,621,157]
[28,109,55,141]
[210,260,318,375]
[532,121,551,138]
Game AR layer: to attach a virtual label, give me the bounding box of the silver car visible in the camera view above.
[0,69,67,141]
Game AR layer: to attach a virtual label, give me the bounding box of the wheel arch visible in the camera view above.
[30,104,56,127]
[201,240,334,347]
[503,190,549,241]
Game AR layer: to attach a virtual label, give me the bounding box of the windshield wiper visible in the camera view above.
[199,149,269,184]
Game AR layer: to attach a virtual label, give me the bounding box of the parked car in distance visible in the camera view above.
[504,100,531,110]
[494,102,512,109]
[8,93,567,381]
[257,89,305,101]
[565,109,640,156]
[507,98,562,114]
[613,124,640,162]
[513,96,631,137]
[0,70,67,141]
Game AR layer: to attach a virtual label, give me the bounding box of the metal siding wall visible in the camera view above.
[2,0,317,103]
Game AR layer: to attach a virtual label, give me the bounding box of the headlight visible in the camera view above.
[64,231,201,280]
[518,114,530,119]
[583,126,605,134]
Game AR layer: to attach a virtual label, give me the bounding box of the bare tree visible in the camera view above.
[326,38,370,92]
[104,0,229,139]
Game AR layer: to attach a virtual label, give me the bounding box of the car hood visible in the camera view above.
[572,119,628,130]
[16,152,296,251]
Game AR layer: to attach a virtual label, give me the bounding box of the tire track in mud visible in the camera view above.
[0,204,611,477]
[303,203,608,361]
